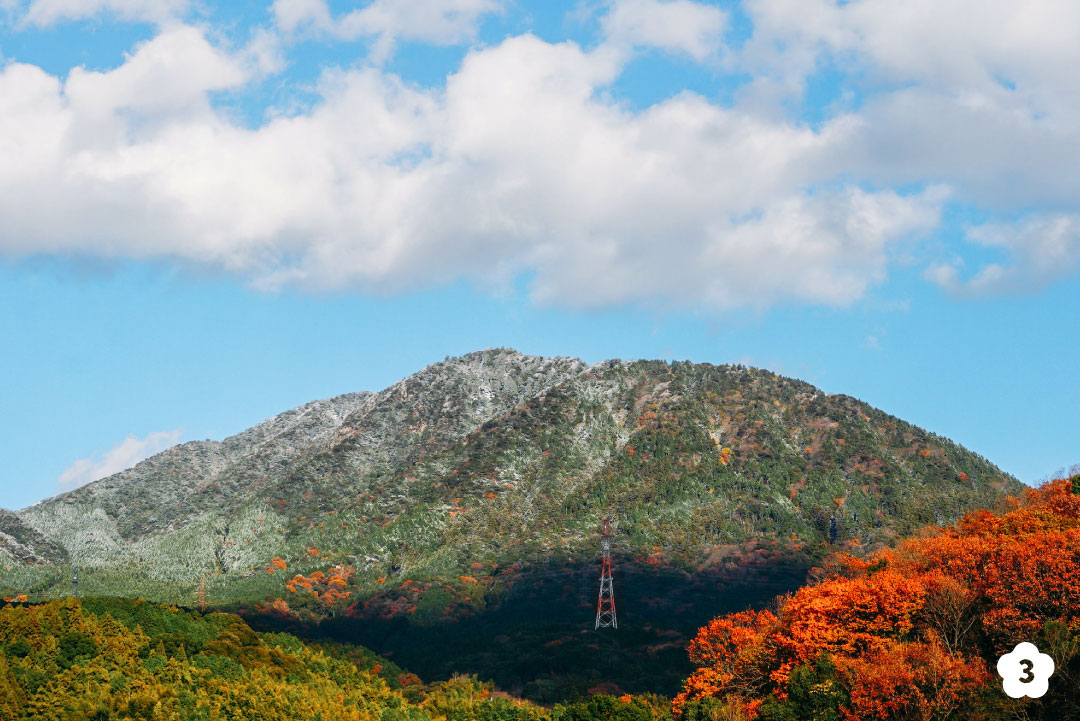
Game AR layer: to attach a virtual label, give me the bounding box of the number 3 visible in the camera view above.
[1020,659,1035,683]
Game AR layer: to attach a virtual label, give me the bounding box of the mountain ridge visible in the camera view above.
[2,348,1019,604]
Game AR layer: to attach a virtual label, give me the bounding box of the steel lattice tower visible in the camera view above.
[594,516,617,629]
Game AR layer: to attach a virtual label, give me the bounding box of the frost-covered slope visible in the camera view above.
[0,510,68,565]
[1,349,1020,601]
[16,392,372,563]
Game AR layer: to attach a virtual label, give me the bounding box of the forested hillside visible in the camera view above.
[0,596,552,721]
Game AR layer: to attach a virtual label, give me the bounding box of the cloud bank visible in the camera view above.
[0,0,1077,309]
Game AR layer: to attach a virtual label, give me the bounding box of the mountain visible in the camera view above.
[0,349,1022,699]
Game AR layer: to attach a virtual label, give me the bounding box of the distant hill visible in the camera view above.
[0,349,1022,699]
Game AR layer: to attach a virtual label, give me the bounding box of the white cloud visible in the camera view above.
[601,0,727,61]
[6,0,1080,307]
[738,0,1080,205]
[241,27,288,76]
[923,261,961,291]
[272,0,502,60]
[63,26,248,117]
[839,88,1080,211]
[743,0,1080,96]
[729,0,1080,296]
[20,0,188,27]
[337,0,502,44]
[270,0,332,34]
[0,29,942,310]
[58,430,182,492]
[928,214,1080,296]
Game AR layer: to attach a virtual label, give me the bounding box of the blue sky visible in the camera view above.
[1,0,1078,509]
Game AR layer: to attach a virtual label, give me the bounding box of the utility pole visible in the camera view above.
[594,516,617,629]
[71,565,79,599]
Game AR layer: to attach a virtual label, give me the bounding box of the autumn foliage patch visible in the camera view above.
[675,475,1080,721]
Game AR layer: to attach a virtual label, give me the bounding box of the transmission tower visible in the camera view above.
[71,565,79,599]
[197,575,207,612]
[594,516,617,629]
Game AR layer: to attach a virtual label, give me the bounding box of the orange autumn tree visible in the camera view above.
[265,556,288,573]
[769,568,927,685]
[674,609,778,718]
[281,565,355,620]
[836,638,987,721]
[675,474,1080,721]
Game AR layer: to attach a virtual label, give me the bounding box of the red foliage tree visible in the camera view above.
[837,639,987,721]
